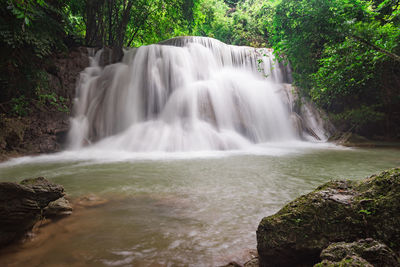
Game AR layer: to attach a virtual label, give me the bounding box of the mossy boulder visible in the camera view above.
[314,238,399,267]
[315,255,373,267]
[256,168,400,267]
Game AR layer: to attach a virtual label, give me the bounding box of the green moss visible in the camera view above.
[20,177,46,186]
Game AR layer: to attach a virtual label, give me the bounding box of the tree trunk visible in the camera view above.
[113,0,134,62]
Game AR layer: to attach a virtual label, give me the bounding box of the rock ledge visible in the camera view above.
[0,177,71,248]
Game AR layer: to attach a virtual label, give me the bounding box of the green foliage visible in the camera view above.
[2,0,68,58]
[330,105,385,132]
[230,0,277,47]
[272,0,364,91]
[190,0,279,47]
[358,209,372,215]
[125,0,193,47]
[34,71,69,113]
[310,38,380,110]
[192,0,233,41]
[38,93,69,113]
[0,0,70,106]
[272,0,400,136]
[11,96,30,117]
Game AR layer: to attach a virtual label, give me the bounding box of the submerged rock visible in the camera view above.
[256,168,400,267]
[315,238,399,267]
[74,194,108,208]
[0,177,68,247]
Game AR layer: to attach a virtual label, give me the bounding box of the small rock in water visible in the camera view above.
[44,197,73,218]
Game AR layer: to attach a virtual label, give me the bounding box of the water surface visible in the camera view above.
[0,145,399,266]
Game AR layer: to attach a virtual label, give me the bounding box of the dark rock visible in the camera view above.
[0,177,66,247]
[315,239,400,267]
[75,194,108,208]
[99,47,123,66]
[256,168,400,267]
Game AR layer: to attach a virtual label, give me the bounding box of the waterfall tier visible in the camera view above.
[68,36,330,151]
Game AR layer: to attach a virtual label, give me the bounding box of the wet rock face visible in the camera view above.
[0,177,67,247]
[256,168,400,267]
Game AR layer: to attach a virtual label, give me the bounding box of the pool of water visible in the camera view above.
[0,144,399,266]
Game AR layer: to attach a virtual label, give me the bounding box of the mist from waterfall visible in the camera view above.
[68,36,330,152]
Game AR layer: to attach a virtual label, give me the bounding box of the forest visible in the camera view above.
[1,0,400,140]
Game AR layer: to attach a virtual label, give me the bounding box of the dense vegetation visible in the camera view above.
[1,0,399,139]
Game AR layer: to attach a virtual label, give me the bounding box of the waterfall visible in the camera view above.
[68,36,330,152]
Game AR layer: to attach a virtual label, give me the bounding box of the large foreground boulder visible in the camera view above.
[256,168,400,267]
[0,177,68,247]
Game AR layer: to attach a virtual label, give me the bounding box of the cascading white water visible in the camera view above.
[68,36,329,152]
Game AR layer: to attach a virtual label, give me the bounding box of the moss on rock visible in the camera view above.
[315,238,399,267]
[315,255,373,267]
[256,168,400,267]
